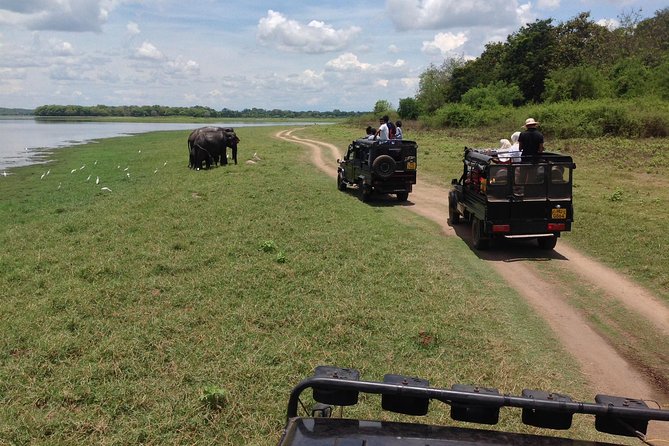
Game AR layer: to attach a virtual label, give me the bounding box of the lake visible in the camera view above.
[0,118,319,172]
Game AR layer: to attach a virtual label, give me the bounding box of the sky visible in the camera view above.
[0,0,666,112]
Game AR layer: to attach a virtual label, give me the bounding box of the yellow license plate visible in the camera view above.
[551,208,567,219]
[407,161,416,170]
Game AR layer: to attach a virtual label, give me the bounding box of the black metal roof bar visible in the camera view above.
[286,377,669,422]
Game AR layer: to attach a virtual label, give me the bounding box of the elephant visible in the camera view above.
[188,127,240,169]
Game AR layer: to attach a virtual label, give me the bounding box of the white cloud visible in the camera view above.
[422,32,468,56]
[537,0,560,9]
[0,0,119,32]
[48,39,74,56]
[326,53,372,72]
[50,65,90,81]
[134,41,164,61]
[387,0,523,30]
[166,56,199,76]
[401,77,420,91]
[325,53,406,74]
[0,67,27,80]
[257,10,360,53]
[597,18,619,30]
[126,21,140,35]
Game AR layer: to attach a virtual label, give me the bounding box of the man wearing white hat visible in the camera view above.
[518,118,544,160]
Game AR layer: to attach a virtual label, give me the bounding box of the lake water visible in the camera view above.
[0,118,318,171]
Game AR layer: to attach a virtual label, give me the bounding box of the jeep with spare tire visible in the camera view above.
[337,138,417,202]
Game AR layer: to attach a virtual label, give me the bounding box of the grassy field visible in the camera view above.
[0,124,661,444]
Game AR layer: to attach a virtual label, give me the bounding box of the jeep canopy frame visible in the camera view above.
[279,366,669,446]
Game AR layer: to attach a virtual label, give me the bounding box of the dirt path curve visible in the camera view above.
[276,129,669,439]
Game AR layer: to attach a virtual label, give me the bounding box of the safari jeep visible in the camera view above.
[449,148,576,250]
[337,139,417,202]
[278,366,669,446]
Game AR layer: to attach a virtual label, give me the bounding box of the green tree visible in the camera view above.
[460,81,523,108]
[501,19,556,103]
[373,100,393,114]
[398,97,420,120]
[651,58,669,99]
[543,66,609,102]
[416,58,464,114]
[553,12,612,69]
[609,58,650,98]
[448,42,506,102]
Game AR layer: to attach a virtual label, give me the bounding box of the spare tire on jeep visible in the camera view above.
[372,155,396,178]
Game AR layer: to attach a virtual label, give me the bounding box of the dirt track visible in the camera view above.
[276,129,669,440]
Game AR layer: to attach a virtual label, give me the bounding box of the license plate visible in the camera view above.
[406,161,416,170]
[551,208,567,219]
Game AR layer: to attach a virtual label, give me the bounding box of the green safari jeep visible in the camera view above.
[337,139,417,202]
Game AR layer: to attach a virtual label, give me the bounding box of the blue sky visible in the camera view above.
[0,0,665,111]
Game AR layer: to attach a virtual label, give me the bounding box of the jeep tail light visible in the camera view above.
[492,224,510,233]
[548,223,566,231]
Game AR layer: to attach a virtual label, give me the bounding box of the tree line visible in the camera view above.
[396,8,669,127]
[33,104,364,119]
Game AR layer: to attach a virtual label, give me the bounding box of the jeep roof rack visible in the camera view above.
[281,366,669,445]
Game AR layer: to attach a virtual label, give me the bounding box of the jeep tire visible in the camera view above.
[360,183,372,202]
[396,191,409,202]
[537,235,558,250]
[337,171,347,191]
[448,193,460,225]
[472,217,489,250]
[372,155,396,178]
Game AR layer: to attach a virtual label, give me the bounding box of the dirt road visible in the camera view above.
[276,129,669,439]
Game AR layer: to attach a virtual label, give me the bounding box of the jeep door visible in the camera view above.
[346,144,366,183]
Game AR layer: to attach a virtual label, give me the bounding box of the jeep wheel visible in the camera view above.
[472,217,489,250]
[396,191,409,202]
[448,194,460,225]
[337,172,347,191]
[360,184,372,202]
[537,235,558,250]
[372,155,396,178]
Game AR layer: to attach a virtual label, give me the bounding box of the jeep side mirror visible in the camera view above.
[451,178,458,185]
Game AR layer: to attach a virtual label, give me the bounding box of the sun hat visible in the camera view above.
[524,118,539,127]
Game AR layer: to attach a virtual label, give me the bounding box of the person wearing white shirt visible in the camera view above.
[375,116,390,140]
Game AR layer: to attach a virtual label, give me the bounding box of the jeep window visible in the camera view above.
[514,165,545,199]
[549,164,572,199]
[487,165,509,200]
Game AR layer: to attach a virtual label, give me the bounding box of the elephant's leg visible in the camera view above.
[221,147,228,165]
[232,146,238,165]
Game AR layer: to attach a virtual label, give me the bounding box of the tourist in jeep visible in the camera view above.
[519,118,544,160]
[375,115,390,140]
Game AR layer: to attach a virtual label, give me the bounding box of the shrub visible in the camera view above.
[543,66,609,103]
[461,82,523,109]
[609,58,651,99]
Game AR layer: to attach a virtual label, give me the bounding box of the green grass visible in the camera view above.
[0,125,648,444]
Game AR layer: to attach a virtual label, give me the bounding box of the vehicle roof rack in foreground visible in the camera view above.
[285,366,669,443]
